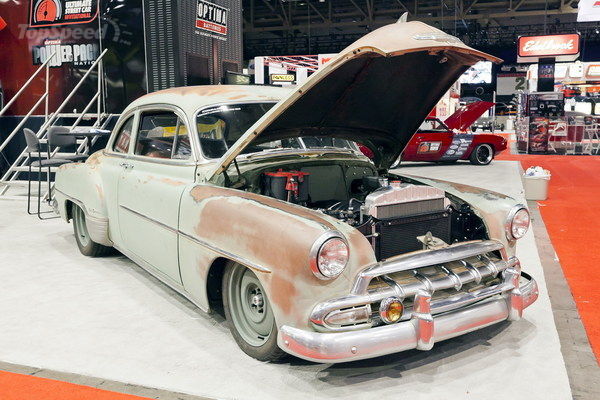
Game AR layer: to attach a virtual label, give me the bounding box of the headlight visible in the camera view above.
[506,205,530,240]
[310,232,349,280]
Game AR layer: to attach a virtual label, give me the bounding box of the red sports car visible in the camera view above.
[400,101,508,165]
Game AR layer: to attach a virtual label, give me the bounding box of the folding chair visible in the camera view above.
[47,126,89,162]
[23,128,73,219]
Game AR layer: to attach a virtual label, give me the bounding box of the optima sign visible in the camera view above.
[196,0,228,38]
[517,34,580,62]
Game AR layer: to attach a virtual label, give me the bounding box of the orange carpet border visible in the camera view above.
[497,151,600,362]
[0,370,151,400]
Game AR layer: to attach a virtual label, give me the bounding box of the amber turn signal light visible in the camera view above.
[379,297,404,324]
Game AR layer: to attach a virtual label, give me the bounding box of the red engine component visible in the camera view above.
[263,169,310,203]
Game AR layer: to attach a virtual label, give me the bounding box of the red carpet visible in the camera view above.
[497,151,600,362]
[0,370,151,400]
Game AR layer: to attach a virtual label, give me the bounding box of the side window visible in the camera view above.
[112,116,134,153]
[135,111,191,160]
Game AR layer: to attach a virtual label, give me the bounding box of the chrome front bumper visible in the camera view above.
[278,272,538,363]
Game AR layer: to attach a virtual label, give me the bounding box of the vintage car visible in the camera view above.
[401,101,508,165]
[52,20,538,363]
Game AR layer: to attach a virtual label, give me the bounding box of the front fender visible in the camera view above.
[178,184,376,330]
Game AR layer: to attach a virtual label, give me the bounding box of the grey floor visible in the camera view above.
[0,160,578,399]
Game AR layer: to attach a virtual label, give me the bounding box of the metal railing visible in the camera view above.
[0,51,56,155]
[0,49,109,196]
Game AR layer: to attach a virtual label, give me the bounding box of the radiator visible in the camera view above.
[374,211,451,260]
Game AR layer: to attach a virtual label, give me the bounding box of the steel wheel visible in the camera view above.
[73,205,90,248]
[470,144,493,165]
[227,265,275,346]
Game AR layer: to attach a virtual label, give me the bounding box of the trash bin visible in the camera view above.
[523,167,551,201]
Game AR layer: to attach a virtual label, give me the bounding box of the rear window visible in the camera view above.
[135,111,191,160]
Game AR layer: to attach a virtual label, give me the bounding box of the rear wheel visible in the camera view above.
[72,204,112,257]
[469,144,494,165]
[222,262,287,362]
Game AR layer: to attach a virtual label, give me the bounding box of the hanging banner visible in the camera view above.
[196,0,228,40]
[517,34,580,63]
[577,0,600,22]
[29,0,98,28]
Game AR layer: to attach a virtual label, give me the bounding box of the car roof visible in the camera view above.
[124,85,293,116]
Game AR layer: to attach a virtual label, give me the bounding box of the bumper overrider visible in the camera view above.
[278,240,539,363]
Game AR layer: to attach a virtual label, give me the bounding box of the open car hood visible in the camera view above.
[443,101,495,131]
[208,20,500,179]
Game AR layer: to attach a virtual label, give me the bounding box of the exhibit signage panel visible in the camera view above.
[587,65,600,78]
[29,0,98,28]
[270,74,295,83]
[196,0,228,40]
[31,37,99,67]
[497,73,527,95]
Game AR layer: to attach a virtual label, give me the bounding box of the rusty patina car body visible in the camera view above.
[53,20,538,363]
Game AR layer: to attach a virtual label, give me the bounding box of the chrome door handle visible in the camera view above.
[119,162,133,169]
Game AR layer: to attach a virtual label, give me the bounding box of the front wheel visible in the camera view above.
[72,204,112,257]
[222,262,287,362]
[469,144,494,165]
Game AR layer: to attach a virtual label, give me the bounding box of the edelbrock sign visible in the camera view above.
[196,0,228,40]
[517,34,580,62]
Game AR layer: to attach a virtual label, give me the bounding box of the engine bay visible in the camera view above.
[235,160,488,261]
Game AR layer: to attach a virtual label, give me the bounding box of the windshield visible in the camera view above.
[419,118,449,131]
[196,103,358,158]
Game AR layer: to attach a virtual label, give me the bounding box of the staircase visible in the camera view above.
[582,122,600,156]
[0,49,113,197]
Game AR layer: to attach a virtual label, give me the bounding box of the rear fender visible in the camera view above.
[53,151,110,245]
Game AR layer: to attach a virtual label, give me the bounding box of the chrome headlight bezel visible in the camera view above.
[309,231,350,280]
[505,204,530,240]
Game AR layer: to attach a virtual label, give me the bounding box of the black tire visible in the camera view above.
[72,204,113,257]
[222,262,287,362]
[469,144,494,165]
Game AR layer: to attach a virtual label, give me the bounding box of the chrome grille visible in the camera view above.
[366,253,506,301]
[310,241,516,332]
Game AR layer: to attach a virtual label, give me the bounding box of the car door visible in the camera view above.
[101,111,138,247]
[117,106,197,284]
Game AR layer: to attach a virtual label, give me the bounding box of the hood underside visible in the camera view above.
[208,20,501,179]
